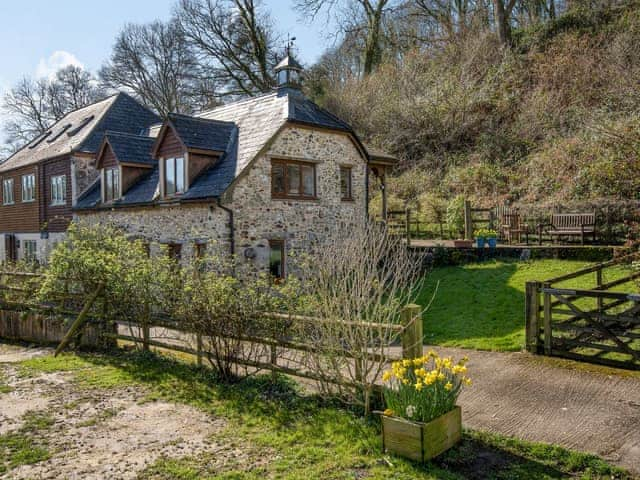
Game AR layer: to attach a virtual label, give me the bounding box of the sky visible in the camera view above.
[0,0,335,105]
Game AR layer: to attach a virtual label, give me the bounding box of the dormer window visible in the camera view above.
[165,157,185,196]
[104,167,120,202]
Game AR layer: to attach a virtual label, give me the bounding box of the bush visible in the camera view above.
[446,195,466,238]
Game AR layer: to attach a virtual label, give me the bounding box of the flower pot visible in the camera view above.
[476,237,486,248]
[381,406,462,462]
[487,238,497,248]
[453,240,473,248]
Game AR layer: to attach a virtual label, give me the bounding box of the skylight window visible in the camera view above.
[67,115,94,137]
[47,124,72,143]
[28,131,51,149]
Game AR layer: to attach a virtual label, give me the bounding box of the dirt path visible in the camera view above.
[0,343,261,480]
[395,345,640,474]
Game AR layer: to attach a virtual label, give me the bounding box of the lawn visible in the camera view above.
[7,349,631,479]
[417,259,634,352]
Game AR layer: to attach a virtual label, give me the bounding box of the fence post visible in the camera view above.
[405,209,411,247]
[401,304,422,359]
[525,281,540,353]
[596,266,603,313]
[464,200,473,240]
[142,302,150,352]
[543,285,552,355]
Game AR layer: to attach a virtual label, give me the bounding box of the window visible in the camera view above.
[340,166,352,201]
[22,174,35,202]
[50,175,66,206]
[104,168,120,202]
[3,178,14,205]
[167,243,182,261]
[165,157,185,196]
[194,242,207,259]
[23,240,37,263]
[271,160,316,199]
[269,240,285,280]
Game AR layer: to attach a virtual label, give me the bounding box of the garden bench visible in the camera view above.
[544,213,596,245]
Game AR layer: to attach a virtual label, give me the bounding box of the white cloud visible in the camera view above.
[36,51,84,80]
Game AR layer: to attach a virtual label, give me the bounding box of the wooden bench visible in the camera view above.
[545,213,596,245]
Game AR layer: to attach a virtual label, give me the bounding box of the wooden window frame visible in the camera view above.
[271,159,317,200]
[3,178,14,205]
[50,175,66,206]
[167,242,182,261]
[21,174,35,203]
[268,239,286,280]
[104,167,120,202]
[23,240,37,263]
[164,157,185,197]
[340,166,353,201]
[194,242,207,259]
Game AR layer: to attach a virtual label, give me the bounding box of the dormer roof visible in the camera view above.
[97,132,157,169]
[152,113,237,157]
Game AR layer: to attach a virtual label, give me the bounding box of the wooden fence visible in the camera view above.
[0,271,424,388]
[525,252,640,369]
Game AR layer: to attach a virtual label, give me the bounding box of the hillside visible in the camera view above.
[311,2,640,217]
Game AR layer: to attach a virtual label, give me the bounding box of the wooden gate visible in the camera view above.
[526,253,640,370]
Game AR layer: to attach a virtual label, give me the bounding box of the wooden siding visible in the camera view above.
[0,165,41,233]
[100,143,118,169]
[188,153,217,186]
[122,166,151,195]
[157,127,185,159]
[41,157,72,233]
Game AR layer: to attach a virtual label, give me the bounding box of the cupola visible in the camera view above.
[275,40,303,89]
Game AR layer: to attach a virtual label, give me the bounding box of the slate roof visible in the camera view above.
[196,87,355,180]
[102,132,156,166]
[77,87,395,209]
[364,144,399,164]
[0,93,159,173]
[166,113,236,153]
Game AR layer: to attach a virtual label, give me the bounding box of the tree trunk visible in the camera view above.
[493,0,511,46]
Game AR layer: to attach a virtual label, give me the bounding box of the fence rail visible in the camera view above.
[0,271,424,389]
[525,251,640,369]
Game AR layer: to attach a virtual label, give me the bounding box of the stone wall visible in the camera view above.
[75,125,368,273]
[227,125,368,273]
[72,155,99,204]
[78,204,230,263]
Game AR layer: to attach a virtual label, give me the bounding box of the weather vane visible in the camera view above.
[286,34,297,56]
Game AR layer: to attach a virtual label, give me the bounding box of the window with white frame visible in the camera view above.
[3,178,14,205]
[164,157,185,196]
[104,168,120,202]
[51,175,66,206]
[23,240,37,263]
[21,174,35,202]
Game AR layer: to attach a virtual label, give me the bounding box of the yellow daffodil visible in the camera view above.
[415,381,423,391]
[382,371,392,382]
[383,409,394,416]
[444,382,453,391]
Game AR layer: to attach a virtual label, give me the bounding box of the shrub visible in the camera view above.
[446,195,466,238]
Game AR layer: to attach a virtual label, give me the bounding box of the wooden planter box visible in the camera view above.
[381,406,462,462]
[453,240,473,248]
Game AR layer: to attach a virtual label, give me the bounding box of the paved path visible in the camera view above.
[404,345,640,474]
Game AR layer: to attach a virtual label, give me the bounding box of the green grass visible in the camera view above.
[0,411,54,474]
[18,349,631,479]
[418,259,634,351]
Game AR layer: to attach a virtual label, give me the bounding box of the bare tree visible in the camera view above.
[292,223,426,413]
[296,0,400,76]
[100,19,201,116]
[176,0,279,98]
[2,66,104,155]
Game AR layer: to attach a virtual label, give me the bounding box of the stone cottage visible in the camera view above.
[72,56,396,278]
